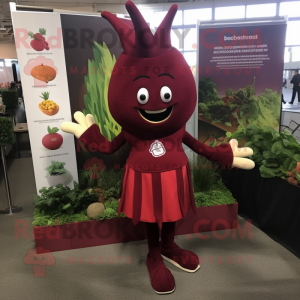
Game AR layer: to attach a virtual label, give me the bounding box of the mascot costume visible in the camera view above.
[61,1,254,294]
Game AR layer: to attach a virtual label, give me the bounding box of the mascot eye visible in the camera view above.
[160,86,172,103]
[137,88,149,105]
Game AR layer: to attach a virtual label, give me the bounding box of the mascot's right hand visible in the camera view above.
[61,111,95,139]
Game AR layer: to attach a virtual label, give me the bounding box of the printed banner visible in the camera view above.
[12,11,78,192]
[197,21,286,145]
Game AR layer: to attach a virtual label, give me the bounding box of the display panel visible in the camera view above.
[197,20,286,146]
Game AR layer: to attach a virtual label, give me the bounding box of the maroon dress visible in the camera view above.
[80,124,233,227]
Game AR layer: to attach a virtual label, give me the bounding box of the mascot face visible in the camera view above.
[108,49,196,139]
[102,1,196,139]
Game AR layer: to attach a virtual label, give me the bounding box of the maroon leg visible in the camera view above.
[146,222,175,294]
[160,222,200,272]
[161,221,176,249]
[146,222,161,259]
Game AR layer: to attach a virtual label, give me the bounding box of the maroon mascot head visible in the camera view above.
[102,1,196,140]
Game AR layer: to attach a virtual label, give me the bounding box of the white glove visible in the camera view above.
[61,111,95,139]
[230,139,255,170]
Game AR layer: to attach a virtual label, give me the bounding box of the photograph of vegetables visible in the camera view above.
[227,124,300,187]
[198,77,281,133]
[83,41,121,142]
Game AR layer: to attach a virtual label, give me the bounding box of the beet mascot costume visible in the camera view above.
[61,1,254,294]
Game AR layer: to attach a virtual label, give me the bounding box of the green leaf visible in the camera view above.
[231,130,246,144]
[63,203,71,210]
[279,165,288,174]
[39,28,46,35]
[252,134,264,142]
[262,159,279,167]
[47,126,59,134]
[283,157,297,171]
[259,165,281,178]
[252,140,264,148]
[252,152,264,162]
[294,154,300,162]
[281,148,295,158]
[263,150,277,160]
[246,124,260,138]
[271,141,283,155]
[285,142,300,151]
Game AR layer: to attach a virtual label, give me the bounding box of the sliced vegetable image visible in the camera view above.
[39,92,59,116]
[42,126,63,150]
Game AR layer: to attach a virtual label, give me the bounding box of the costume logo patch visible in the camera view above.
[149,140,166,157]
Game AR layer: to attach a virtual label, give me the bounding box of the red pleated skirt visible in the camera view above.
[118,164,195,226]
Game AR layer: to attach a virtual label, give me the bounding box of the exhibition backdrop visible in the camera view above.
[11,10,287,193]
[197,20,286,145]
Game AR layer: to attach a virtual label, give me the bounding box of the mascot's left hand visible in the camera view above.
[230,139,255,170]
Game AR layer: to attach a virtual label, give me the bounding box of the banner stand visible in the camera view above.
[0,146,23,214]
[10,4,80,194]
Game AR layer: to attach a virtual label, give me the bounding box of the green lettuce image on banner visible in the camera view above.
[83,42,121,141]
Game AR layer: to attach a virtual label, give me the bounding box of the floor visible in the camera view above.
[1,158,300,300]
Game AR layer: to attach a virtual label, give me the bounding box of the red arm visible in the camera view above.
[183,130,233,165]
[79,124,126,154]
